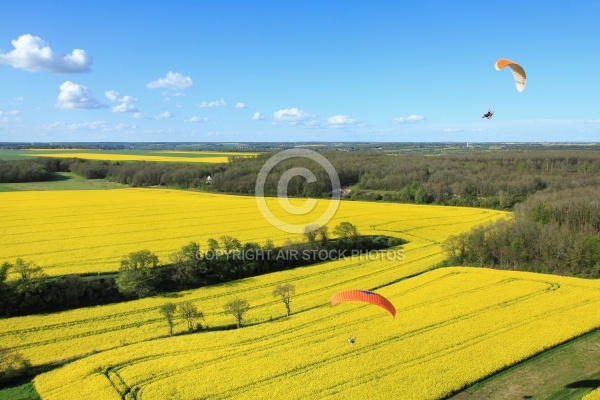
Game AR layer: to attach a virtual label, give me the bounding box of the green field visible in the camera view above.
[0,172,127,192]
[0,383,40,400]
[450,328,600,399]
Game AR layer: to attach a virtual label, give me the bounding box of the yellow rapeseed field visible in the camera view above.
[0,189,503,277]
[585,389,600,400]
[32,267,600,400]
[25,152,255,163]
[7,188,598,398]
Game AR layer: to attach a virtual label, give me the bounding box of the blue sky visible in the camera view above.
[1,1,598,143]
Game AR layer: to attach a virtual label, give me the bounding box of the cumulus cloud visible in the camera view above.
[273,108,315,124]
[327,115,358,127]
[393,114,425,124]
[187,116,208,123]
[198,99,226,108]
[234,102,247,108]
[252,112,264,121]
[0,34,92,73]
[105,90,139,113]
[147,71,193,90]
[56,81,106,109]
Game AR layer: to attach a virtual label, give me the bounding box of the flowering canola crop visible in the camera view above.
[0,189,503,277]
[32,268,600,400]
[6,188,597,398]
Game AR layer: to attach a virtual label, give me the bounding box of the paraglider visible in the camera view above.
[482,109,494,119]
[330,290,396,318]
[495,58,526,92]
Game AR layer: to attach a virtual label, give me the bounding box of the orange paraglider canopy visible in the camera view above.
[330,290,396,318]
[495,58,526,92]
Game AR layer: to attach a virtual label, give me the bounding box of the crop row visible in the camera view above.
[33,268,600,400]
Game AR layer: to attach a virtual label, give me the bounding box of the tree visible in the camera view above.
[333,222,360,244]
[303,224,320,246]
[1,262,10,283]
[223,298,250,328]
[272,283,295,317]
[11,258,47,295]
[220,235,241,253]
[116,250,159,298]
[159,302,177,336]
[316,225,329,246]
[207,238,220,253]
[169,241,201,285]
[0,346,30,385]
[178,301,204,331]
[0,262,9,297]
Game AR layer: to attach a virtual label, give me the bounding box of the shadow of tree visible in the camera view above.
[565,379,600,389]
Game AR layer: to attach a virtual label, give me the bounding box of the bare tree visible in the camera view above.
[223,298,250,328]
[178,301,204,331]
[272,283,296,317]
[159,302,177,336]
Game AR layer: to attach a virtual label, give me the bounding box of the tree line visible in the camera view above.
[443,186,600,277]
[4,151,600,210]
[0,158,75,182]
[208,150,600,209]
[0,222,405,317]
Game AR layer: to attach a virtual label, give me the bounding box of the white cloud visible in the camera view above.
[0,110,19,116]
[104,90,120,102]
[66,121,107,130]
[155,111,173,119]
[56,81,106,109]
[112,103,139,113]
[327,115,358,126]
[187,116,208,123]
[198,99,226,108]
[273,108,315,122]
[132,111,173,120]
[252,112,264,121]
[115,123,136,130]
[105,90,139,113]
[13,97,24,101]
[234,102,246,108]
[393,114,425,124]
[0,34,92,73]
[147,71,193,90]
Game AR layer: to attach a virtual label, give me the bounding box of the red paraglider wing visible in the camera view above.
[330,290,396,318]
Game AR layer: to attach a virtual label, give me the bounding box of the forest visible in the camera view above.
[444,186,600,277]
[3,150,600,210]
